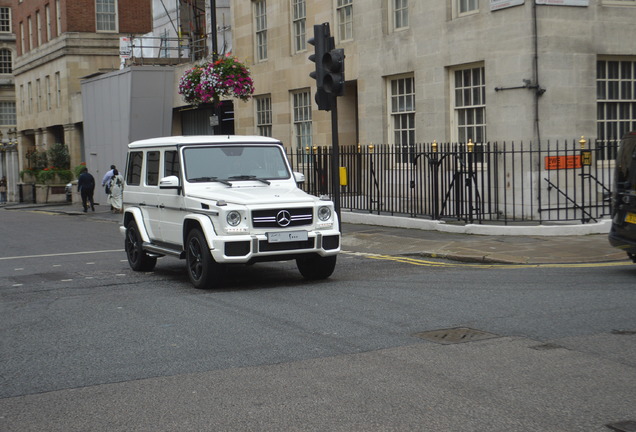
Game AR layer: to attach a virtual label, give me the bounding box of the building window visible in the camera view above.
[96,0,117,32]
[254,0,267,61]
[293,90,312,150]
[0,49,11,74]
[20,22,25,54]
[389,75,415,163]
[337,0,353,41]
[292,0,306,53]
[36,11,42,47]
[45,75,51,110]
[0,101,16,126]
[458,0,479,15]
[597,60,636,160]
[56,0,61,36]
[55,72,61,108]
[393,0,408,30]
[0,7,11,33]
[28,82,32,114]
[453,66,486,144]
[28,16,33,51]
[45,5,51,41]
[256,95,272,137]
[36,79,41,112]
[19,85,24,115]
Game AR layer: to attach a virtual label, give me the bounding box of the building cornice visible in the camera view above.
[13,33,121,76]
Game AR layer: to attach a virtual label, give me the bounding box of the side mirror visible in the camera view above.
[159,175,181,190]
[293,172,305,184]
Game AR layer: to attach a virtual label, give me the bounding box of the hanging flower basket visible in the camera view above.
[178,55,255,107]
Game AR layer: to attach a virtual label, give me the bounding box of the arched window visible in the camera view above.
[0,49,12,74]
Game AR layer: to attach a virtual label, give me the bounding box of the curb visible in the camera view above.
[341,212,612,236]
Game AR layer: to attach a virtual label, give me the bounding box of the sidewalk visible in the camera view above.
[3,202,629,265]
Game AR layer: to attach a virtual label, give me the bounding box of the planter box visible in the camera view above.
[35,184,68,204]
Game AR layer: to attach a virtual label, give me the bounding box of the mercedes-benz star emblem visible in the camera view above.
[276,210,291,227]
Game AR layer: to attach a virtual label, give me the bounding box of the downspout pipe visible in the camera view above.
[532,1,542,147]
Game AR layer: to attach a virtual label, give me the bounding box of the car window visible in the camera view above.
[183,145,291,181]
[146,151,160,186]
[126,151,143,186]
[165,150,180,177]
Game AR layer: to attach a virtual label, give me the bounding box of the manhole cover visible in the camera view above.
[607,420,636,432]
[414,327,499,344]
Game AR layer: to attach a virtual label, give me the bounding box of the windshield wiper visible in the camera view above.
[228,175,271,185]
[189,176,233,186]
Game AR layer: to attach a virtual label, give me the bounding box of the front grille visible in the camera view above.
[259,238,315,252]
[252,207,313,228]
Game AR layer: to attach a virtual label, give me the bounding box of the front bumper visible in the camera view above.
[210,229,341,263]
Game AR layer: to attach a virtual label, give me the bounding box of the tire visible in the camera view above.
[296,254,337,280]
[125,222,157,272]
[186,228,223,289]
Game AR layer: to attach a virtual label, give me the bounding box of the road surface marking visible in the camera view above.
[0,249,123,261]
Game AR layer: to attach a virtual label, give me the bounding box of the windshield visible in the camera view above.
[183,145,291,183]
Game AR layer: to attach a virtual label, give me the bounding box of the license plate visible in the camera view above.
[267,231,308,243]
[626,212,636,224]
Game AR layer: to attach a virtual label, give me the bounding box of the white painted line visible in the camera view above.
[14,268,24,271]
[52,264,62,267]
[12,284,23,287]
[61,279,73,282]
[0,249,123,261]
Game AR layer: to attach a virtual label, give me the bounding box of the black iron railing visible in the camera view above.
[287,138,618,225]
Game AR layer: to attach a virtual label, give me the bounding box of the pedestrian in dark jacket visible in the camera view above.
[77,167,96,212]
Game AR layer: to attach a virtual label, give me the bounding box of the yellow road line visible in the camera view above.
[343,251,632,269]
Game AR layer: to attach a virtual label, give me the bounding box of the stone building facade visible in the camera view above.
[231,1,636,152]
[12,0,152,171]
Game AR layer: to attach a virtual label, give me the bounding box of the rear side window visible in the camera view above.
[126,151,143,186]
[616,136,636,191]
[165,150,180,177]
[146,151,160,186]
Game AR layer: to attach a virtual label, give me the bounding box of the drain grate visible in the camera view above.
[414,327,499,344]
[607,420,636,432]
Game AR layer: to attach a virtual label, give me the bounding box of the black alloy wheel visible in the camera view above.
[125,222,157,271]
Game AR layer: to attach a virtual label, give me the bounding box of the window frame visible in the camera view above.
[455,0,479,18]
[292,0,307,53]
[450,64,486,146]
[292,89,312,151]
[0,7,11,33]
[255,95,273,137]
[0,48,12,74]
[387,74,416,164]
[254,0,268,62]
[336,0,353,42]
[597,59,636,160]
[0,101,16,126]
[96,0,118,33]
[392,0,409,31]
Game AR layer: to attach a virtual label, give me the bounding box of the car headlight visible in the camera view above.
[226,210,242,226]
[317,206,332,221]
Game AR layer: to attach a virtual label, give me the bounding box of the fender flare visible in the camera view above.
[123,208,151,243]
[183,214,218,250]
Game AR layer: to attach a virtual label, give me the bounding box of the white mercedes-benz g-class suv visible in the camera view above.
[120,135,340,289]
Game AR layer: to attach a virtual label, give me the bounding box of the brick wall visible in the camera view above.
[13,0,152,56]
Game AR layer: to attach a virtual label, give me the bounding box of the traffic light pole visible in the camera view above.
[330,94,341,232]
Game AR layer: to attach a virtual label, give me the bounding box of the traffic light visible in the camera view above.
[308,23,334,111]
[323,48,345,97]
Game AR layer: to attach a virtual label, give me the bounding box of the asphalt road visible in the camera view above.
[1,209,635,431]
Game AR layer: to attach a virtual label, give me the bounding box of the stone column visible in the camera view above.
[64,123,83,169]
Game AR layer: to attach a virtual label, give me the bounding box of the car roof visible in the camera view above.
[128,135,283,149]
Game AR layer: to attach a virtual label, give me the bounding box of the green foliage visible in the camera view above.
[47,143,71,170]
[73,163,87,179]
[37,168,73,184]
